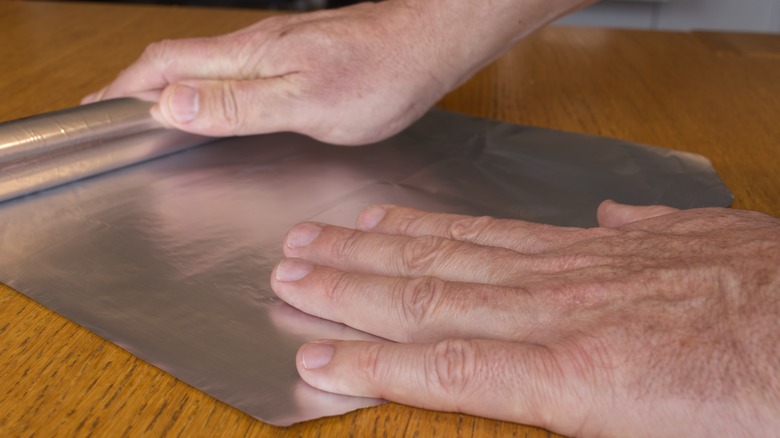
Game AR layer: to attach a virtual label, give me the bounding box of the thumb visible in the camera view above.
[597,199,679,228]
[296,339,589,436]
[154,78,305,137]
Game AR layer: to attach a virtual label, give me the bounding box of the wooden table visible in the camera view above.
[1,1,778,436]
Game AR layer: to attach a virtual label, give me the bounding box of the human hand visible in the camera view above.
[81,1,474,144]
[82,0,593,144]
[271,201,780,437]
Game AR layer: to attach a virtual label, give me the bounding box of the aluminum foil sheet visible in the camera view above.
[0,99,732,425]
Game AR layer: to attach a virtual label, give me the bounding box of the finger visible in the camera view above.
[357,205,605,254]
[285,222,562,284]
[91,12,333,104]
[597,200,679,228]
[284,222,617,284]
[271,259,556,343]
[96,35,259,102]
[296,339,591,437]
[151,77,309,136]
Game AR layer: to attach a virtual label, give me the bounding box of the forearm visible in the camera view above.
[386,0,597,89]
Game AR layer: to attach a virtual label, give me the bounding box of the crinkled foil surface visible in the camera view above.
[0,99,732,425]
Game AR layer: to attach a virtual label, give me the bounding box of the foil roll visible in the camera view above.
[0,99,208,203]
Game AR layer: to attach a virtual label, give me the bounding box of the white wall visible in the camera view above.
[555,0,780,33]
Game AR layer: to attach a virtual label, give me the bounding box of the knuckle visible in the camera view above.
[141,39,175,65]
[399,235,448,275]
[396,276,444,333]
[427,339,479,398]
[449,215,494,241]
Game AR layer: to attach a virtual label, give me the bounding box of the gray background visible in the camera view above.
[557,0,780,33]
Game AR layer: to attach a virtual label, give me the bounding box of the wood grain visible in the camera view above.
[695,31,780,59]
[1,1,778,436]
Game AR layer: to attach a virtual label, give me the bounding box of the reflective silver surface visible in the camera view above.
[0,99,732,425]
[0,99,208,202]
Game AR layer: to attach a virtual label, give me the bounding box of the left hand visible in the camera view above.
[270,201,780,437]
[81,0,594,145]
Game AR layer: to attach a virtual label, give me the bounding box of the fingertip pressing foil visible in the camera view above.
[0,100,732,425]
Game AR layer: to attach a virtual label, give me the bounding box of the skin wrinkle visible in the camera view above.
[340,273,396,336]
[138,40,182,92]
[355,341,386,395]
[482,244,534,284]
[448,215,493,242]
[398,235,450,277]
[428,339,481,411]
[321,268,352,308]
[385,208,437,236]
[251,30,300,78]
[219,80,241,131]
[232,31,270,80]
[529,342,578,432]
[396,276,445,342]
[331,227,366,263]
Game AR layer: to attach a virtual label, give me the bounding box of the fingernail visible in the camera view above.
[287,223,322,248]
[358,205,386,231]
[169,84,199,123]
[301,342,334,370]
[275,259,313,282]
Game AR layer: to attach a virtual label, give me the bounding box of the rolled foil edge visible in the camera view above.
[0,99,210,203]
